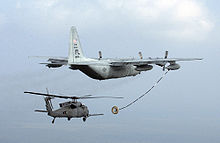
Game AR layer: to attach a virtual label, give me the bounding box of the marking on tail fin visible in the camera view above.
[68,26,86,63]
[73,39,77,44]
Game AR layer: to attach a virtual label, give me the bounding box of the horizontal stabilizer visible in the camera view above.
[35,110,48,113]
[29,56,68,60]
[39,62,67,65]
[89,113,104,117]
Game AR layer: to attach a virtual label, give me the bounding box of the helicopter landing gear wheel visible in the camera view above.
[52,118,55,124]
[83,117,86,122]
[111,106,119,114]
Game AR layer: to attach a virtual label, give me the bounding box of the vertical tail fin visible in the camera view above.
[68,26,85,64]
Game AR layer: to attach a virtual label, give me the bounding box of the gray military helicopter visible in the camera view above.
[24,89,122,124]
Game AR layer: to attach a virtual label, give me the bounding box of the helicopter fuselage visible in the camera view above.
[49,101,89,119]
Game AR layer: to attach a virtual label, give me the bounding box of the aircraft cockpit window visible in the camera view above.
[70,104,76,109]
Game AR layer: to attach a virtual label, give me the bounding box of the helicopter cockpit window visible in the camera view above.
[70,104,77,109]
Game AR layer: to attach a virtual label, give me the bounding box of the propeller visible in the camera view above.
[164,50,168,59]
[99,51,102,59]
[138,52,143,59]
[163,51,168,71]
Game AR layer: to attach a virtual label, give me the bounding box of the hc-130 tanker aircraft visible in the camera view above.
[37,26,202,80]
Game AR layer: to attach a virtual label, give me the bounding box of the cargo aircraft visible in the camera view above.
[38,26,202,80]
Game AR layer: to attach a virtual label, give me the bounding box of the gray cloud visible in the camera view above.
[13,0,214,41]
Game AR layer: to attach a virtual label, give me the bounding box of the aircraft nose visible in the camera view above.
[85,107,89,116]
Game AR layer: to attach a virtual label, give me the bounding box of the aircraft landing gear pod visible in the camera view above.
[111,106,119,114]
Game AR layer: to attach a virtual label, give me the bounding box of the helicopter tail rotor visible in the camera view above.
[49,99,53,110]
[46,88,54,109]
[44,97,53,114]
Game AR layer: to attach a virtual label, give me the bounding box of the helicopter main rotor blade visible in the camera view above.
[79,94,92,97]
[24,91,123,99]
[79,96,123,99]
[24,91,76,99]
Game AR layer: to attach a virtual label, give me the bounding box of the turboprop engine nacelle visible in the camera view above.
[166,63,180,70]
[135,65,153,71]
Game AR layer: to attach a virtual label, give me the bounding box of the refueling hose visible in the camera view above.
[112,70,169,114]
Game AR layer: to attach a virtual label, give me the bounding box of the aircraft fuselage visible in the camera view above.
[70,64,141,80]
[69,58,141,80]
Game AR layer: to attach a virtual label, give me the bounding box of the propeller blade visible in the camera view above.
[163,51,168,71]
[139,52,143,59]
[99,51,102,59]
[165,51,168,59]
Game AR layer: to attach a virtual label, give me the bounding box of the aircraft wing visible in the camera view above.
[70,61,110,66]
[110,58,202,66]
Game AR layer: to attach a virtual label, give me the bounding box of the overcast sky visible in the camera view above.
[0,0,220,143]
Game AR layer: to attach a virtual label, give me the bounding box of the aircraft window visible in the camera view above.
[70,104,76,109]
